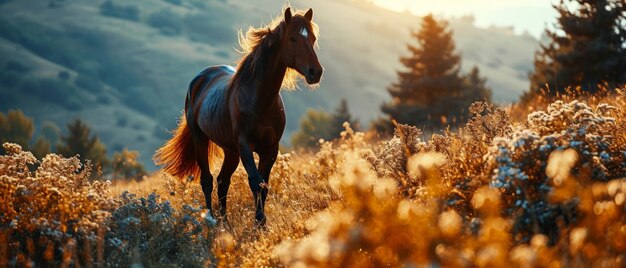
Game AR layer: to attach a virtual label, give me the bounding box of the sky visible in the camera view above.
[371,0,558,38]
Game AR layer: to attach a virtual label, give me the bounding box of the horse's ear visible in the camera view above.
[304,8,313,21]
[284,7,292,25]
[267,26,282,47]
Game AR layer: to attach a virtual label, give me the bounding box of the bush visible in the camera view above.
[57,70,70,81]
[486,100,623,243]
[274,93,626,266]
[115,115,127,127]
[0,143,216,266]
[105,192,215,266]
[0,110,34,152]
[5,60,31,73]
[0,143,117,266]
[110,149,146,180]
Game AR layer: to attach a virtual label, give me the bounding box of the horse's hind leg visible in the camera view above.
[216,150,239,224]
[192,134,214,216]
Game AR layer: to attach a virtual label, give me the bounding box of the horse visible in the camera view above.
[154,7,323,226]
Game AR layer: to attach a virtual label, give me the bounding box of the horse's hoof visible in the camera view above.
[254,217,267,229]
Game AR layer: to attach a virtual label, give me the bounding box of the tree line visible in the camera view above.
[291,0,626,149]
[0,110,146,180]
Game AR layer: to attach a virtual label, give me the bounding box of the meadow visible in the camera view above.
[1,88,625,267]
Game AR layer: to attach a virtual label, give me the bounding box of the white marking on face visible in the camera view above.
[300,27,308,38]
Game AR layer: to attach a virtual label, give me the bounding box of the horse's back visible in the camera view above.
[196,65,235,81]
[186,65,236,149]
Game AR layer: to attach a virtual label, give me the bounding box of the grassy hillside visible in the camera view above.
[0,0,538,169]
[2,91,625,266]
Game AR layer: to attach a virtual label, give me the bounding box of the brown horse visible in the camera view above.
[154,7,322,226]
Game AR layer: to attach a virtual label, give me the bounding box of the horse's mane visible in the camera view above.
[234,9,319,91]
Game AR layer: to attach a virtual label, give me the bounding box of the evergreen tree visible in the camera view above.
[463,66,492,104]
[331,99,359,132]
[56,119,108,171]
[291,109,334,149]
[525,0,626,100]
[381,14,490,131]
[292,99,359,149]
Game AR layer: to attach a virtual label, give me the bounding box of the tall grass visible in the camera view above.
[1,89,625,266]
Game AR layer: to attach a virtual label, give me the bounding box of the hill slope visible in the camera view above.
[0,0,538,168]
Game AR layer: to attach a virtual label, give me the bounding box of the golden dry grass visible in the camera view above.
[2,89,626,267]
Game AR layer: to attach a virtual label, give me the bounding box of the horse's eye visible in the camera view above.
[290,37,297,42]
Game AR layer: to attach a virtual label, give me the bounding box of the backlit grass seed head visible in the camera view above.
[329,150,378,194]
[438,210,462,238]
[569,227,588,253]
[372,178,397,199]
[546,149,578,186]
[396,199,419,221]
[472,186,501,215]
[407,152,447,179]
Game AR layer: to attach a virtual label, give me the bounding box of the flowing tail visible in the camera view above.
[153,115,221,182]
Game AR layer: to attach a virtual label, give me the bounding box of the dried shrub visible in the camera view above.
[105,192,215,266]
[0,143,216,266]
[0,143,116,266]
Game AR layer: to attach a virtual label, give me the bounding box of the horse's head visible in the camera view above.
[279,7,323,85]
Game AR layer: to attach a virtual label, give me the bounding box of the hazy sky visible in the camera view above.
[371,0,558,37]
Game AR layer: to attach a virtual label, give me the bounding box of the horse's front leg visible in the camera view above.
[257,148,278,226]
[237,135,266,225]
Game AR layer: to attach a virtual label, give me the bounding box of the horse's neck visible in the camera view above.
[241,46,286,109]
[258,57,286,98]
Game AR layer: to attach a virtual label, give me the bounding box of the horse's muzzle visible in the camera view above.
[305,67,323,84]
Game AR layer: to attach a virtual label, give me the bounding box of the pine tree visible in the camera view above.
[381,14,490,131]
[291,99,359,149]
[290,109,334,149]
[525,0,626,100]
[463,66,492,104]
[332,99,359,132]
[56,119,108,171]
